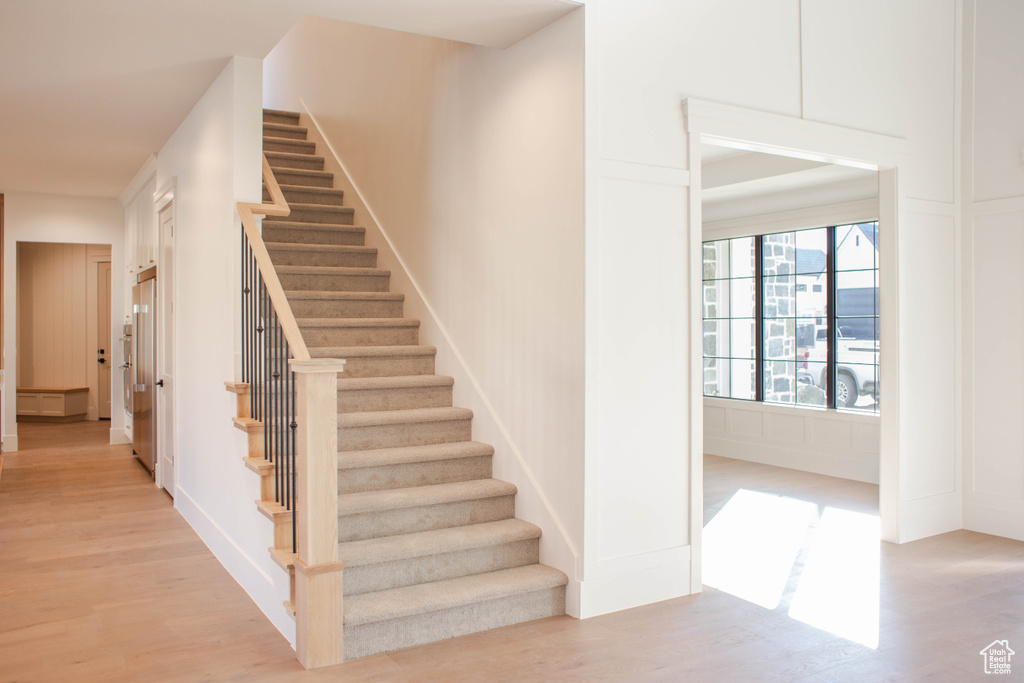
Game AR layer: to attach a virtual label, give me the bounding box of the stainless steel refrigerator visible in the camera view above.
[132,269,157,474]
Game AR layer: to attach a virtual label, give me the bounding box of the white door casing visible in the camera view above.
[682,99,912,590]
[155,183,176,497]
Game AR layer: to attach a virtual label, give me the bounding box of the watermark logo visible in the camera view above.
[980,640,1015,675]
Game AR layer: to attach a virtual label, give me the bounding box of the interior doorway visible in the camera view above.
[696,143,884,642]
[683,99,908,650]
[16,242,112,426]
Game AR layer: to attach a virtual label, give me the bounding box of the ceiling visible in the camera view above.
[701,142,877,223]
[0,0,579,199]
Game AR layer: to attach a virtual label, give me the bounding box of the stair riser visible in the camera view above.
[342,538,538,596]
[268,249,377,268]
[278,272,389,293]
[272,170,334,188]
[338,418,472,451]
[343,586,565,660]
[261,226,364,246]
[338,495,514,542]
[264,112,300,126]
[268,155,324,171]
[338,454,491,494]
[302,326,418,347]
[266,206,354,225]
[263,186,345,206]
[328,354,435,378]
[263,125,306,140]
[264,138,316,155]
[337,384,452,413]
[288,298,403,318]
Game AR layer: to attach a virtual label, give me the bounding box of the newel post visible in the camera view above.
[290,358,347,669]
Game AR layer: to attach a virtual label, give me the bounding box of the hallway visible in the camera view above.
[0,423,300,681]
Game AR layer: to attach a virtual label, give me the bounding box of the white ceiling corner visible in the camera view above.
[0,0,579,198]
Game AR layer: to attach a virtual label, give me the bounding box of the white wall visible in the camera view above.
[580,0,960,616]
[2,193,125,450]
[146,57,291,639]
[264,13,586,611]
[961,0,1024,541]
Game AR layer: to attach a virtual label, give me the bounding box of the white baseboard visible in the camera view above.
[3,434,18,452]
[965,500,1024,543]
[705,436,878,484]
[577,554,692,618]
[903,492,962,542]
[174,486,296,647]
[109,428,130,445]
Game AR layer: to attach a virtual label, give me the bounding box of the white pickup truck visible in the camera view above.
[798,328,878,409]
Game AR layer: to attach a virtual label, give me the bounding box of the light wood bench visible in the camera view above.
[17,387,89,423]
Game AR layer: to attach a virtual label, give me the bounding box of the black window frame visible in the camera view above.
[701,222,879,412]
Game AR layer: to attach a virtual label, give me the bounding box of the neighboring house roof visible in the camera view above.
[856,223,878,250]
[796,248,827,274]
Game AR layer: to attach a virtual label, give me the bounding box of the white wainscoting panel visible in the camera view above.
[704,397,880,483]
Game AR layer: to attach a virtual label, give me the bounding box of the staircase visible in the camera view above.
[261,108,567,661]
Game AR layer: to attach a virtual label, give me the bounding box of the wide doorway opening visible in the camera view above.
[15,242,113,429]
[697,140,884,648]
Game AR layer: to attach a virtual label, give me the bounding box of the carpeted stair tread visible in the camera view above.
[338,479,516,516]
[263,122,308,139]
[261,221,364,233]
[343,564,567,627]
[339,440,491,470]
[271,167,334,187]
[269,184,346,204]
[263,136,316,153]
[265,150,325,171]
[298,318,419,329]
[309,344,436,357]
[338,406,472,429]
[338,519,540,568]
[338,375,453,392]
[267,243,376,255]
[263,107,300,120]
[263,202,354,219]
[286,291,402,302]
[277,265,389,276]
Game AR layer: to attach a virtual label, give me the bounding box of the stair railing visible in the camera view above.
[238,154,347,668]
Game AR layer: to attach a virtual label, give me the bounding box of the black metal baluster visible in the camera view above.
[249,248,256,417]
[241,229,247,386]
[271,305,279,501]
[283,338,291,514]
[291,372,297,554]
[276,310,284,506]
[261,276,269,464]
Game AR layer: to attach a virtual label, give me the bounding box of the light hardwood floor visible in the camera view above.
[1,428,1021,681]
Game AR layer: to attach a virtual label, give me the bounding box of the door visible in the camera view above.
[131,279,156,474]
[157,203,175,496]
[97,261,112,419]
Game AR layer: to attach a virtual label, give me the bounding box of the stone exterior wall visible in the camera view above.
[762,233,796,404]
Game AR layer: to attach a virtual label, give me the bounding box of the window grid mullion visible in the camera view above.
[826,225,837,409]
[754,236,764,402]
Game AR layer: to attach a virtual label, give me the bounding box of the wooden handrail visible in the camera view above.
[238,155,310,361]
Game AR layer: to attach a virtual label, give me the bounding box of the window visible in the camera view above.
[702,237,757,400]
[702,222,880,412]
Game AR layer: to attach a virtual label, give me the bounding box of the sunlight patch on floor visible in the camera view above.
[703,489,818,609]
[704,489,880,648]
[788,507,880,648]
